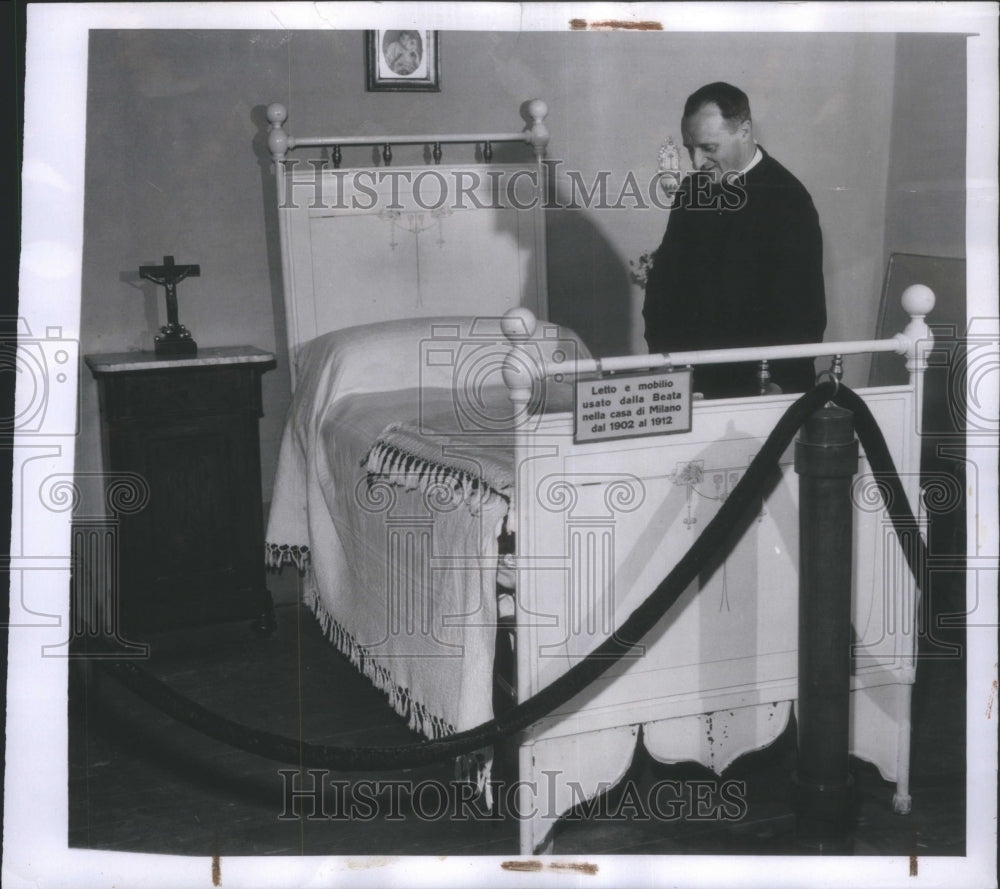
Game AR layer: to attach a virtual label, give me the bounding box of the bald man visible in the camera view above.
[642,82,827,398]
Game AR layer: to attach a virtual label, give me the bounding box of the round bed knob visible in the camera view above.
[266,103,287,125]
[501,306,537,341]
[901,284,935,318]
[266,103,290,159]
[527,98,548,123]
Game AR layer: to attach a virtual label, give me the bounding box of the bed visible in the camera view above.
[262,100,932,853]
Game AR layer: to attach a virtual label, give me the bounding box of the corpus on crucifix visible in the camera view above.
[139,255,200,357]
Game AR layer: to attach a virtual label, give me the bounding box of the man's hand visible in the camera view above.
[657,171,682,200]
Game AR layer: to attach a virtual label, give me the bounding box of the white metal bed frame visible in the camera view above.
[265,100,933,854]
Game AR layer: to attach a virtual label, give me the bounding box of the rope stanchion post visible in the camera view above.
[793,405,859,852]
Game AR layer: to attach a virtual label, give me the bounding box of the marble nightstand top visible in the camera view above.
[85,346,276,374]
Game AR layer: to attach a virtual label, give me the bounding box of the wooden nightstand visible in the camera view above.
[85,346,277,637]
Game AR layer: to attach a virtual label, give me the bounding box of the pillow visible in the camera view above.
[295,314,591,406]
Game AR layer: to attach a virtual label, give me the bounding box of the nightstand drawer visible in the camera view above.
[101,365,260,421]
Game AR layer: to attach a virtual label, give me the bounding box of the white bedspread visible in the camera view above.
[266,317,585,743]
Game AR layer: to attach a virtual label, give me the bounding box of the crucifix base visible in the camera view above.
[154,323,198,358]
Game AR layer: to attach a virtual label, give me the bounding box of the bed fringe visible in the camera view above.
[301,571,494,805]
[265,542,311,571]
[361,435,509,516]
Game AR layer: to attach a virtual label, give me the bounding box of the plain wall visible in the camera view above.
[76,30,963,535]
[884,33,967,260]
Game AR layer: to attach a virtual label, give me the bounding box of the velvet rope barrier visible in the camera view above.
[87,382,927,770]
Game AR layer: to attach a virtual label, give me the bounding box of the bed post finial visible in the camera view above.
[526,99,549,159]
[896,284,936,375]
[267,103,290,160]
[501,306,537,342]
[501,307,540,417]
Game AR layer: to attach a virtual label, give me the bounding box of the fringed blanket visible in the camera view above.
[265,318,587,797]
[361,422,513,514]
[267,381,509,736]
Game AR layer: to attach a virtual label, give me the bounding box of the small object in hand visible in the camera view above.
[657,136,682,200]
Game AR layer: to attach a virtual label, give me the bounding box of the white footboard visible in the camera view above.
[501,290,931,854]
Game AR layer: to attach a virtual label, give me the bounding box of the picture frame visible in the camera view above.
[365,30,440,92]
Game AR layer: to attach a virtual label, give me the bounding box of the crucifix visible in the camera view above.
[139,255,200,357]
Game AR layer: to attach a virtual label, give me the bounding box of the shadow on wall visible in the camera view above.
[490,100,634,358]
[545,209,633,357]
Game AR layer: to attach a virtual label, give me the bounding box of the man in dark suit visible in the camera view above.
[642,82,827,398]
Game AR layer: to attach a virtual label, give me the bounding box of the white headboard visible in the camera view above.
[266,100,551,390]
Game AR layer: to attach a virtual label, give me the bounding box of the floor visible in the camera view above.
[68,593,967,859]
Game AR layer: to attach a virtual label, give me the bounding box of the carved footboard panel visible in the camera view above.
[497,287,934,853]
[509,390,920,852]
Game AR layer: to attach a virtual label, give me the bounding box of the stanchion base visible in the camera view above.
[793,772,855,853]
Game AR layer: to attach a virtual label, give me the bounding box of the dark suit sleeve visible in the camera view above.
[769,194,826,343]
[643,176,699,355]
[765,190,827,393]
[643,201,700,355]
[642,234,671,354]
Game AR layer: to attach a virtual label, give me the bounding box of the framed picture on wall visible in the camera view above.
[365,30,440,92]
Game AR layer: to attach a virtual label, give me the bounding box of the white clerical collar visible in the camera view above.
[738,145,763,176]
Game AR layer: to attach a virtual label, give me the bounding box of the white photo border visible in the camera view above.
[8,3,998,889]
